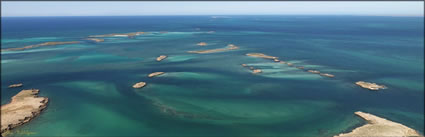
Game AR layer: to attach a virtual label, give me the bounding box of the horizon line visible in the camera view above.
[2,14,424,17]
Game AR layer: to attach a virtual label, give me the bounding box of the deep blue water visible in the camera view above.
[1,16,424,136]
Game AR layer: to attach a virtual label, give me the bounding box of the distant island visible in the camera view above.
[188,44,239,54]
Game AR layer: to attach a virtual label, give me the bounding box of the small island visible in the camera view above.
[148,72,165,78]
[320,73,335,78]
[246,53,278,59]
[188,44,239,54]
[1,41,81,52]
[334,111,421,137]
[88,31,146,38]
[355,81,386,91]
[8,83,23,88]
[273,59,280,62]
[156,55,167,62]
[252,69,262,74]
[241,64,262,74]
[132,82,147,89]
[197,42,207,46]
[1,89,49,136]
[307,70,321,74]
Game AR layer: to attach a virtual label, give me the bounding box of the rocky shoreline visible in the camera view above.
[334,111,421,137]
[1,41,80,52]
[1,89,49,136]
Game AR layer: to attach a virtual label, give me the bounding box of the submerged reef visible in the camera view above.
[1,41,80,52]
[1,89,49,136]
[188,44,239,54]
[153,101,217,120]
[286,62,294,66]
[355,81,386,91]
[334,111,421,137]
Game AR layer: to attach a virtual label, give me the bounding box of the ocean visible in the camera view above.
[1,15,424,136]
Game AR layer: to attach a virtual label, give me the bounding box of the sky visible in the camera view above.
[1,1,424,17]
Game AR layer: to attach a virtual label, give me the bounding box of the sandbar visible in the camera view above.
[156,55,167,62]
[89,32,145,38]
[246,53,278,59]
[86,38,104,42]
[8,83,23,88]
[197,42,207,46]
[1,41,80,52]
[188,44,239,54]
[307,70,321,74]
[320,73,335,78]
[148,72,165,78]
[132,82,146,89]
[252,69,262,74]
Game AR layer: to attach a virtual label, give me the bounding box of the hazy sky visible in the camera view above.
[1,1,424,17]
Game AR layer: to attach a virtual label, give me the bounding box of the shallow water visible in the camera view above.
[1,16,424,136]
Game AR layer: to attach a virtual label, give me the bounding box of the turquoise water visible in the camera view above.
[1,16,423,136]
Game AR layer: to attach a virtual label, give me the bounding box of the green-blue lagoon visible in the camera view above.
[1,16,424,136]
